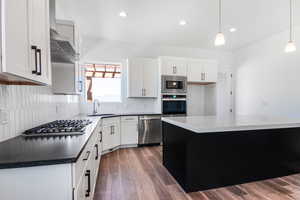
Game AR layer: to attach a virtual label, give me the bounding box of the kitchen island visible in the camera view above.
[162,115,300,192]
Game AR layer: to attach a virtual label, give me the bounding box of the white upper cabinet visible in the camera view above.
[160,57,187,76]
[202,60,218,83]
[0,0,51,85]
[187,59,218,83]
[127,58,158,98]
[1,0,31,80]
[28,0,51,84]
[187,60,203,82]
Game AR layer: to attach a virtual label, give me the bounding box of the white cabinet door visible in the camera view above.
[187,60,204,82]
[142,59,158,98]
[74,172,87,200]
[28,0,51,85]
[187,60,218,83]
[161,59,175,76]
[1,0,31,79]
[127,59,143,97]
[161,58,187,76]
[121,117,139,145]
[102,124,114,151]
[203,61,218,83]
[174,60,187,76]
[127,58,158,98]
[112,122,121,148]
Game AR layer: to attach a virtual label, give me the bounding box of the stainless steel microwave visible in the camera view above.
[161,75,187,94]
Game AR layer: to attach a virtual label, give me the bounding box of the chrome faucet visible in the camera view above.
[93,99,101,114]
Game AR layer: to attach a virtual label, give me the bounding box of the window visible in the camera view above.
[85,63,121,102]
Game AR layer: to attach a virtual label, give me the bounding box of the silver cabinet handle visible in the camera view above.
[142,88,146,96]
[172,66,175,74]
[201,73,204,81]
[142,88,145,96]
[174,66,177,74]
[110,126,113,135]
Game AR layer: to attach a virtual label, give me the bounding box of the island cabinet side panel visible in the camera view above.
[162,122,192,190]
[0,164,73,200]
[184,127,300,192]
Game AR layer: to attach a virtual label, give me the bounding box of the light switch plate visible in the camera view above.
[0,109,8,124]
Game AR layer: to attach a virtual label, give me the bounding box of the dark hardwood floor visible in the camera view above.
[94,146,300,200]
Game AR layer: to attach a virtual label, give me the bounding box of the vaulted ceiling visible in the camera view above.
[56,0,300,50]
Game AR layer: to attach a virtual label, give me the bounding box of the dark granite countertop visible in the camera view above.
[0,116,100,169]
[0,112,162,169]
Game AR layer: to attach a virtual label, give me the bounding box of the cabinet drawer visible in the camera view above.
[121,116,138,122]
[73,130,97,187]
[102,117,120,125]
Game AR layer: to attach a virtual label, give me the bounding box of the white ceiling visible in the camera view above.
[56,0,300,50]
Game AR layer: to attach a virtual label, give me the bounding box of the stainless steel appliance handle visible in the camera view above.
[139,117,161,120]
[162,98,187,101]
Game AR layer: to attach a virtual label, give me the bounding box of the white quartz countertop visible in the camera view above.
[162,115,300,133]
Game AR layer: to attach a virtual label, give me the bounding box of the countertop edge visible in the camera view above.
[162,117,300,133]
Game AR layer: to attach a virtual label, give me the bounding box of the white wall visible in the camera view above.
[234,27,300,118]
[80,38,234,115]
[0,86,80,142]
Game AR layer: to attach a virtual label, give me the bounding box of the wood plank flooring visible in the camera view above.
[94,146,300,200]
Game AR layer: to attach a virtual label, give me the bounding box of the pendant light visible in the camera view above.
[285,0,296,53]
[215,0,226,46]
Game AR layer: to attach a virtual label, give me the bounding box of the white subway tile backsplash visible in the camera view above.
[0,85,80,142]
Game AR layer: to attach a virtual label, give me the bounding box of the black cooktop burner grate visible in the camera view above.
[23,120,92,137]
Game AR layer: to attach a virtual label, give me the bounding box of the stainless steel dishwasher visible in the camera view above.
[138,115,162,146]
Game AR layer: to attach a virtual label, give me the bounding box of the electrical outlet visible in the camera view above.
[0,109,8,125]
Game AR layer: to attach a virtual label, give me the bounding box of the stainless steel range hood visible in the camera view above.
[49,0,77,63]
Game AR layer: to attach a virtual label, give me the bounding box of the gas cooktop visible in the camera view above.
[23,120,92,137]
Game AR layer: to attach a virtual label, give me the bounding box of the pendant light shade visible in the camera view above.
[215,32,226,46]
[285,0,296,53]
[215,0,225,46]
[285,41,297,52]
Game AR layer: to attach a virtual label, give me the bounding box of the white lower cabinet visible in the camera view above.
[0,121,102,200]
[102,116,139,153]
[121,116,139,146]
[73,122,102,200]
[102,117,121,152]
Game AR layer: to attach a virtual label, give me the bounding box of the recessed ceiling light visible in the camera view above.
[119,11,127,18]
[229,28,237,32]
[179,20,187,26]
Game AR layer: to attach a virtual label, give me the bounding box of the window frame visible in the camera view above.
[83,61,123,103]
